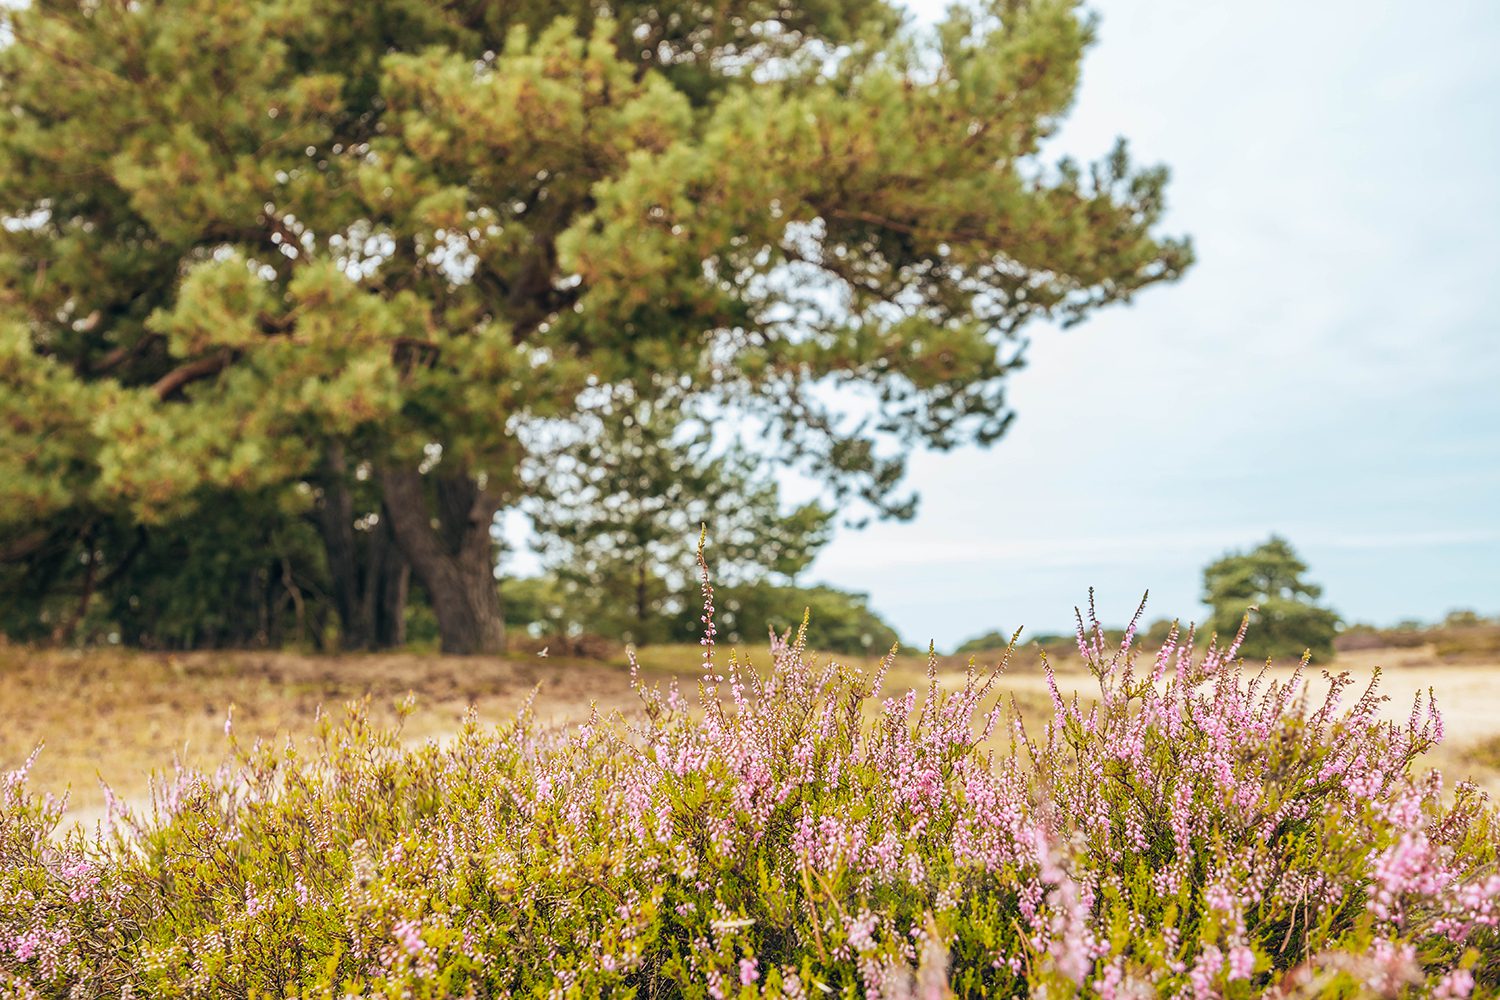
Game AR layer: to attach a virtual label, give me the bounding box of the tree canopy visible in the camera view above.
[0,0,1190,652]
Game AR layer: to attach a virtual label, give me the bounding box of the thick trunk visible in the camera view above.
[379,467,504,655]
[315,445,411,651]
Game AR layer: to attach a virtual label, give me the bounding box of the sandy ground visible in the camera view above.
[3,643,1497,831]
[981,649,1500,745]
[0,646,655,829]
[980,649,1500,794]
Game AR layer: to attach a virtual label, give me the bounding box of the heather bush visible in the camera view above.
[2,581,1497,997]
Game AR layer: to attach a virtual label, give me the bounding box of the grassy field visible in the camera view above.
[4,637,1499,827]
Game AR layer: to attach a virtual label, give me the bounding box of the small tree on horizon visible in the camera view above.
[1202,535,1339,662]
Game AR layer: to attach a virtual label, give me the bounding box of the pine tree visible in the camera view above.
[525,391,833,643]
[0,0,1190,652]
[1202,536,1341,662]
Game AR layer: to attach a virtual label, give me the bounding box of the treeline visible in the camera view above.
[498,577,900,655]
[953,537,1498,663]
[0,404,904,656]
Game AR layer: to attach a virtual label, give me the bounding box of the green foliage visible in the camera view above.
[0,488,332,649]
[95,491,332,649]
[1141,617,1181,649]
[1202,535,1340,662]
[713,581,902,654]
[500,574,903,656]
[952,623,1188,658]
[953,629,1016,655]
[496,575,575,640]
[525,396,834,644]
[0,0,1191,651]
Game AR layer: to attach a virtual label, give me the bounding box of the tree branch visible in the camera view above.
[0,529,51,563]
[152,351,231,400]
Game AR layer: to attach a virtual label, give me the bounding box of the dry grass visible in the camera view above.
[4,638,1499,827]
[0,645,654,823]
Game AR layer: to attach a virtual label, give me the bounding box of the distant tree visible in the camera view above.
[96,492,336,649]
[1202,536,1339,662]
[499,572,902,657]
[526,394,833,644]
[953,629,1016,655]
[953,623,1190,657]
[497,576,576,640]
[0,0,1190,653]
[709,582,903,656]
[1141,617,1182,649]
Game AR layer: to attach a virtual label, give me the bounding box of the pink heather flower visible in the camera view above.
[1365,938,1419,993]
[6,582,1494,996]
[391,919,425,958]
[847,911,879,954]
[1227,943,1255,981]
[1369,831,1448,922]
[13,929,39,962]
[1435,967,1475,999]
[1188,946,1223,1000]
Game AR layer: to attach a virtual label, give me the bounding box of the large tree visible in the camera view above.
[0,0,1191,653]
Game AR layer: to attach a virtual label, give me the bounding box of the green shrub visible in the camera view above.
[713,582,903,655]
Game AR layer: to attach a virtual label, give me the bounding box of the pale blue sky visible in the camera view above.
[807,0,1500,647]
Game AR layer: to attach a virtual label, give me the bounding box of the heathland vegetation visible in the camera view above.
[3,0,1499,996]
[3,582,1498,995]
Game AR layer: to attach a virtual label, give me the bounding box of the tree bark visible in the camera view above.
[366,508,410,648]
[51,529,97,645]
[315,445,411,651]
[379,466,504,655]
[315,445,372,649]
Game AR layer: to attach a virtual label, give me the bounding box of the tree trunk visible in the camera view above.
[315,445,371,648]
[51,528,98,646]
[315,444,411,651]
[635,561,648,632]
[379,466,504,655]
[367,509,410,648]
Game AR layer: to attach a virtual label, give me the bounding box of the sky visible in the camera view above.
[801,0,1500,648]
